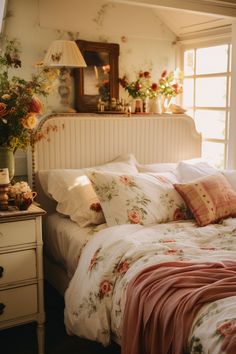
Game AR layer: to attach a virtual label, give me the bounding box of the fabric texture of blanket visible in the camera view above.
[122,261,236,354]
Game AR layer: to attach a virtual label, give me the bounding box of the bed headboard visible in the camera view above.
[30,113,201,184]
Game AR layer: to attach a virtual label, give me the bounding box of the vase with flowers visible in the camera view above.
[156,69,183,113]
[119,70,158,113]
[0,39,58,180]
[119,68,183,114]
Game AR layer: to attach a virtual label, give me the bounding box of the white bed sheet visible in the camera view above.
[43,213,107,279]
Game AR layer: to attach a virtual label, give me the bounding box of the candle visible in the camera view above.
[0,168,10,184]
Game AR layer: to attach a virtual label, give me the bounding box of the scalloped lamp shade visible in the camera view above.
[43,40,87,68]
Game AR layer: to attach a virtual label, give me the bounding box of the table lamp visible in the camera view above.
[43,40,87,113]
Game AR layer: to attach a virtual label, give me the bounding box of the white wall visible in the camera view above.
[3,0,176,176]
[4,0,176,108]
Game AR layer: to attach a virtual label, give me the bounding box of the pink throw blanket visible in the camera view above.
[122,261,236,354]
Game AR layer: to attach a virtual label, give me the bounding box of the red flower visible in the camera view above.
[0,102,8,117]
[144,71,150,78]
[151,83,158,91]
[161,70,167,78]
[135,82,142,91]
[139,71,144,78]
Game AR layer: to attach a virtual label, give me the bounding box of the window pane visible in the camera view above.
[195,110,226,139]
[184,50,194,76]
[196,77,227,107]
[196,45,228,75]
[183,79,194,107]
[202,141,225,169]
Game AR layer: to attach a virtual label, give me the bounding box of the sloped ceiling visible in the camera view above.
[154,7,232,39]
[110,0,235,39]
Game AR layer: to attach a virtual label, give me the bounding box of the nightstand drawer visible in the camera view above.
[0,285,37,322]
[0,250,36,286]
[0,220,36,248]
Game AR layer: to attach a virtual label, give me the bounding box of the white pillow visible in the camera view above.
[46,154,139,227]
[87,171,190,227]
[137,162,177,173]
[221,170,236,192]
[175,160,218,182]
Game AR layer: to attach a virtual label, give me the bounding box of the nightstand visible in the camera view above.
[0,204,46,354]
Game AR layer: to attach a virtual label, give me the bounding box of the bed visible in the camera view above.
[32,113,236,354]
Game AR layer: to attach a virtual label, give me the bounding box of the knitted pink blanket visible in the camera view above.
[122,261,236,354]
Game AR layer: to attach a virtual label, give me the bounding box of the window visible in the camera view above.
[182,43,231,169]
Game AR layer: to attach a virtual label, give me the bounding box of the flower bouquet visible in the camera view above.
[8,181,37,210]
[0,39,58,151]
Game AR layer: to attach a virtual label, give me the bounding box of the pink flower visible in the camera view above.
[99,280,112,298]
[116,261,129,275]
[120,175,131,185]
[29,96,43,114]
[128,210,141,224]
[88,249,100,271]
[217,320,236,337]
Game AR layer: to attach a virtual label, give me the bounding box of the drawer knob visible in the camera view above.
[0,303,5,315]
[0,266,3,277]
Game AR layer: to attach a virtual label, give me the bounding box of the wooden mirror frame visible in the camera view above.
[74,39,120,112]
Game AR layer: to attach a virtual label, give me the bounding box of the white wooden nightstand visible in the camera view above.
[0,204,46,354]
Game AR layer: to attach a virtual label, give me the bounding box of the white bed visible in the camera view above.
[32,112,201,294]
[32,113,236,354]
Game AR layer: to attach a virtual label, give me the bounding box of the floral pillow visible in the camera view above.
[87,171,190,227]
[174,173,236,227]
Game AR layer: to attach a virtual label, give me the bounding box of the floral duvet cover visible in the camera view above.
[64,218,236,354]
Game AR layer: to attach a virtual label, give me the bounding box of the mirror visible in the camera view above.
[74,39,120,112]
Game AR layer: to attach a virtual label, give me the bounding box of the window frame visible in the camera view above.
[179,36,232,168]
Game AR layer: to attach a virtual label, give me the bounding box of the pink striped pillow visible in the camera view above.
[174,173,236,226]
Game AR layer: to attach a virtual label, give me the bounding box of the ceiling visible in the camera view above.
[155,7,232,40]
[111,0,235,40]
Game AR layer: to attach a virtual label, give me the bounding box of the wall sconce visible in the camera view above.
[43,40,87,113]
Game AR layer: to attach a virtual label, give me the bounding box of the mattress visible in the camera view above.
[43,213,107,279]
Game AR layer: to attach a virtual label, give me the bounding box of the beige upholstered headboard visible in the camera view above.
[30,113,201,184]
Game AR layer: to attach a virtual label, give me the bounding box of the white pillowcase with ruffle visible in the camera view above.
[46,154,138,227]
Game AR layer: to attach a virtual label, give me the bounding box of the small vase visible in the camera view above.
[0,147,15,181]
[151,96,162,114]
[133,98,142,114]
[161,96,172,113]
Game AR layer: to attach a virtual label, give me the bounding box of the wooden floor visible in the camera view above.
[0,282,121,354]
